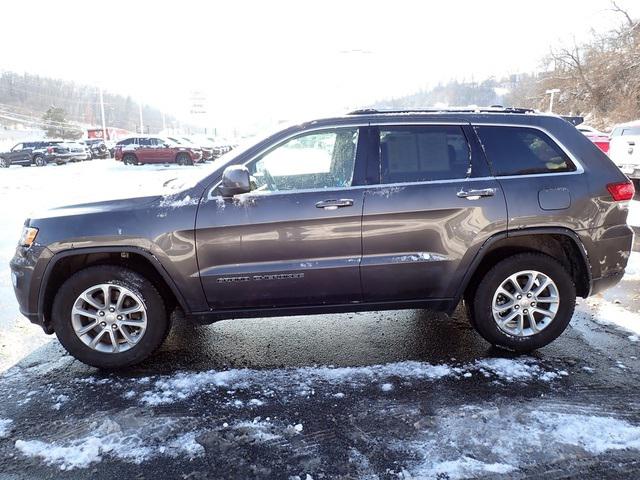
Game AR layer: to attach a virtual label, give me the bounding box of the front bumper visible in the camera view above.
[10,244,54,333]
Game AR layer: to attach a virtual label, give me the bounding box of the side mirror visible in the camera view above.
[220,165,251,197]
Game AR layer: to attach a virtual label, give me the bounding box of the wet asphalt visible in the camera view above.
[0,293,640,479]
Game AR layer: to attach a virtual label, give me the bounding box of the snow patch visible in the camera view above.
[391,252,448,263]
[622,251,640,281]
[130,358,559,406]
[474,357,560,382]
[14,415,204,470]
[588,299,640,337]
[0,418,13,438]
[398,404,640,479]
[158,194,198,208]
[627,200,640,227]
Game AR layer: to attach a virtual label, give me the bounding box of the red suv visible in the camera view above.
[114,136,202,165]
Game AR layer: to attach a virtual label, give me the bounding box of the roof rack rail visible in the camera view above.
[347,107,536,115]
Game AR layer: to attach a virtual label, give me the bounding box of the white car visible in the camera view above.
[609,121,640,179]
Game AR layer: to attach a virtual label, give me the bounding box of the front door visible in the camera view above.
[195,127,367,310]
[9,143,30,164]
[360,123,507,302]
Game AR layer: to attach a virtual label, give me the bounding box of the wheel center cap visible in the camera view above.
[105,313,116,323]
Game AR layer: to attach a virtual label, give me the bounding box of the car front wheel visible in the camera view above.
[52,265,170,368]
[0,157,10,168]
[471,252,576,352]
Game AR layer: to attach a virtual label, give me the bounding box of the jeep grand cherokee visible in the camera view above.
[10,108,634,368]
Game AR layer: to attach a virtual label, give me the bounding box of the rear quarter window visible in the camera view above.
[475,126,575,176]
[622,127,640,136]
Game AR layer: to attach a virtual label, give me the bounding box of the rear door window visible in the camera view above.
[475,126,575,176]
[377,125,471,183]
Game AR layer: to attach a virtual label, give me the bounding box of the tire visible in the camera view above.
[0,157,8,168]
[122,153,136,165]
[176,153,193,166]
[471,252,576,352]
[52,265,169,369]
[34,155,46,167]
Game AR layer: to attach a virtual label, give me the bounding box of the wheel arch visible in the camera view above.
[39,246,189,331]
[454,228,592,313]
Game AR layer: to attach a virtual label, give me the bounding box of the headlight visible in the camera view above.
[19,226,39,247]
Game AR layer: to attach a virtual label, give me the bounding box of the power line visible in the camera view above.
[0,106,86,128]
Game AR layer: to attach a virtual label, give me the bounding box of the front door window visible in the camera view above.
[246,128,359,192]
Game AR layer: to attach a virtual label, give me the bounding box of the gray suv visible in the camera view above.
[10,108,635,368]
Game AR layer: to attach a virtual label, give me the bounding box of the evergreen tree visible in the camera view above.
[42,106,82,139]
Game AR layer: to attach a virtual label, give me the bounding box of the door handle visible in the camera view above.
[457,188,496,200]
[315,199,354,210]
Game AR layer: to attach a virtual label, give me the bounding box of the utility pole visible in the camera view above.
[545,89,560,113]
[98,86,107,141]
[138,101,144,134]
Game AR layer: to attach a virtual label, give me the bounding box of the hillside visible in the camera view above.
[0,71,175,133]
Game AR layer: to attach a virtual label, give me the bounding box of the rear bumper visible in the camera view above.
[45,153,84,164]
[584,224,634,296]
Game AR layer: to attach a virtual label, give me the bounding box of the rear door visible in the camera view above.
[361,123,507,302]
[149,138,172,162]
[195,126,367,309]
[136,137,156,163]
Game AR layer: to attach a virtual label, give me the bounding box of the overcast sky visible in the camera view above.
[2,0,638,129]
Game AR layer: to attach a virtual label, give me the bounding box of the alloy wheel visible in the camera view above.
[491,270,560,337]
[71,283,148,353]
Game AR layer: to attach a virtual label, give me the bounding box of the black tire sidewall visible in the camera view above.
[177,153,192,165]
[52,265,168,369]
[472,253,576,351]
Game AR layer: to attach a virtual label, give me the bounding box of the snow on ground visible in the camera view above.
[0,418,12,438]
[132,358,560,407]
[587,299,640,338]
[14,411,204,470]
[627,199,640,227]
[1,356,570,470]
[397,403,640,479]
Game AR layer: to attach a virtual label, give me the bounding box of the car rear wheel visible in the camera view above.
[470,252,575,352]
[52,265,170,369]
[176,153,193,166]
[122,154,137,165]
[34,155,46,167]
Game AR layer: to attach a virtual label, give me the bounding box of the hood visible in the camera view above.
[32,195,162,220]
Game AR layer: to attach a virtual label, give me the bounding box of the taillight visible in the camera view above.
[594,141,609,154]
[607,181,635,201]
[47,147,53,154]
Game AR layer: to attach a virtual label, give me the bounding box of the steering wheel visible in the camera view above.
[262,169,278,191]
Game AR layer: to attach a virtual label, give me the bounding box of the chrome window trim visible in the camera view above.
[472,123,585,177]
[208,120,585,199]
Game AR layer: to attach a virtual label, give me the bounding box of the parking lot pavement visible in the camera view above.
[1,161,640,479]
[1,301,640,480]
